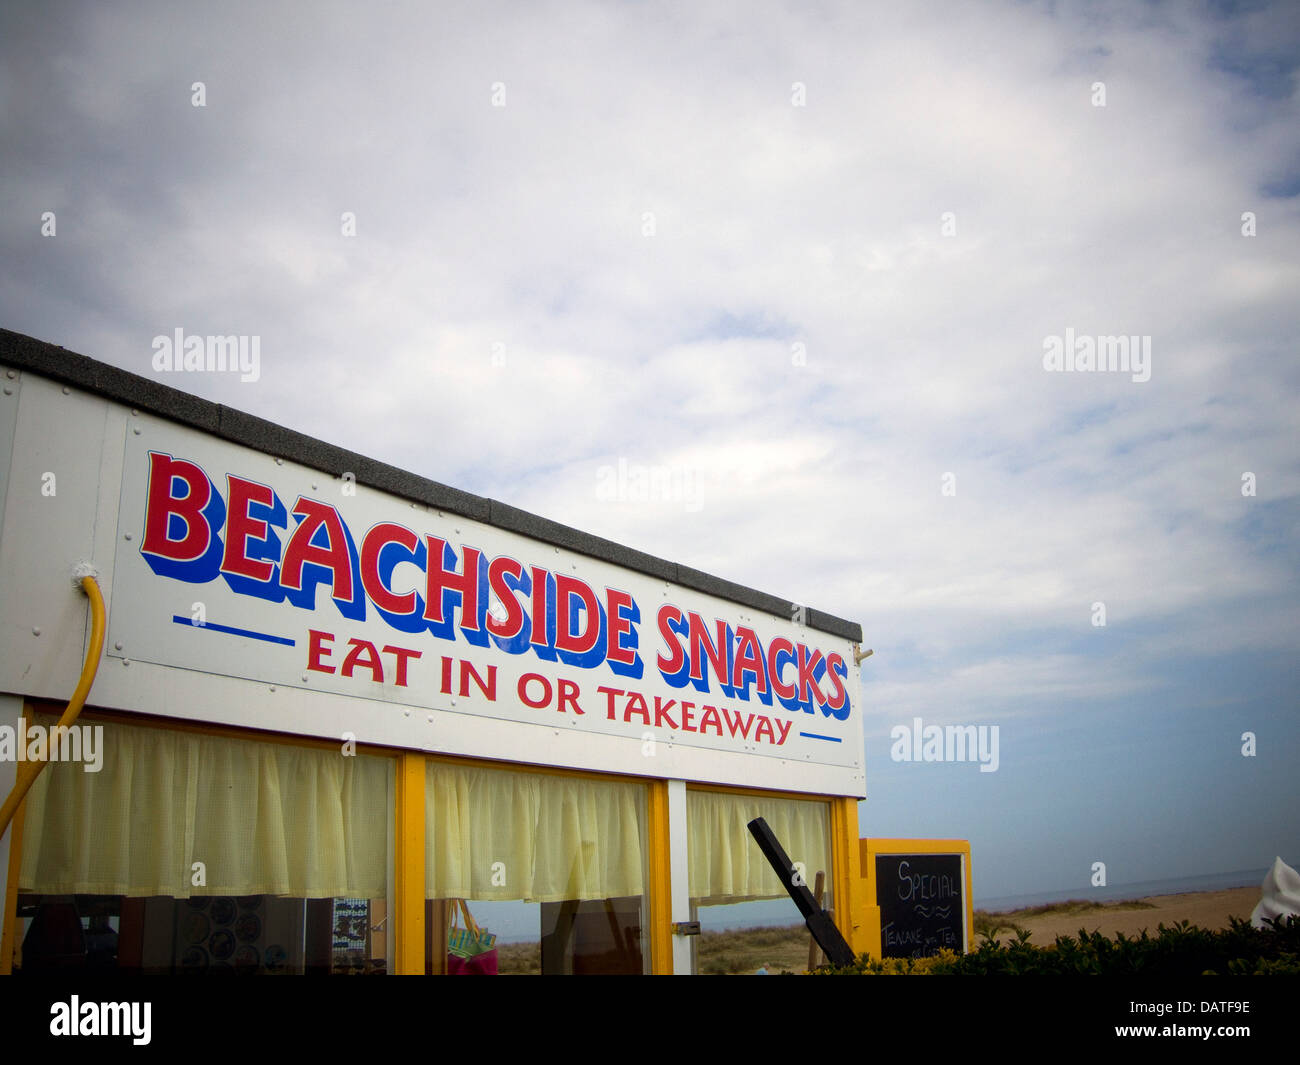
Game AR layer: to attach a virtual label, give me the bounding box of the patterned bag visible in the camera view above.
[447,899,498,975]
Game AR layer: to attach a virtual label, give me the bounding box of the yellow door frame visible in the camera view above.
[646,779,672,974]
[393,752,426,974]
[830,796,868,959]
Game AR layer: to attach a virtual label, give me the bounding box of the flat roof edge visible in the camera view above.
[0,328,863,643]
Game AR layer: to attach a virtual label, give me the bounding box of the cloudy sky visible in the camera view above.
[2,0,1297,903]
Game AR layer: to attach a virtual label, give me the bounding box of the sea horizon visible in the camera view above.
[476,863,1288,944]
[974,865,1278,914]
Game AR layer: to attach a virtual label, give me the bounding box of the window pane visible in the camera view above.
[13,893,388,974]
[14,714,393,975]
[687,790,832,974]
[425,763,649,974]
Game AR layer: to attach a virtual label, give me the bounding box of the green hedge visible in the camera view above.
[815,915,1300,975]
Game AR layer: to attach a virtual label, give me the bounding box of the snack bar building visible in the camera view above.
[0,329,868,975]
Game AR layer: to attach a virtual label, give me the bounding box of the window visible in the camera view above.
[686,788,831,975]
[11,710,393,975]
[424,761,650,974]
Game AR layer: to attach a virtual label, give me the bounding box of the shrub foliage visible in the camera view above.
[815,915,1300,976]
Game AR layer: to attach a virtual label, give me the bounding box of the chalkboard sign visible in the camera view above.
[874,853,965,958]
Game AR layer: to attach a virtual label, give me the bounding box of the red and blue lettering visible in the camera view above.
[554,573,604,667]
[528,565,557,661]
[767,637,800,709]
[135,452,852,724]
[793,643,827,715]
[360,522,426,633]
[281,496,365,621]
[823,652,850,719]
[423,537,488,646]
[219,474,286,601]
[730,626,772,705]
[486,555,530,653]
[605,587,643,680]
[141,452,226,582]
[686,612,736,699]
[655,605,691,689]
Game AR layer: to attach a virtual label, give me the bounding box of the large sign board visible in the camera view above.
[860,839,972,959]
[106,416,862,779]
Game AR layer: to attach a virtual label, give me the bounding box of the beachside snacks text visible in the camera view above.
[138,452,852,722]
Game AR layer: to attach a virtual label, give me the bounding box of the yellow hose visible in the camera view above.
[0,574,106,840]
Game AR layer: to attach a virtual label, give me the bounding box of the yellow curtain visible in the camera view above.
[687,790,830,905]
[426,762,647,903]
[19,713,390,899]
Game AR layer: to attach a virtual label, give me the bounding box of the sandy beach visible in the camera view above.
[989,887,1264,946]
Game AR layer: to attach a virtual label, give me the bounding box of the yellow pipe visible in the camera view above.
[0,574,106,840]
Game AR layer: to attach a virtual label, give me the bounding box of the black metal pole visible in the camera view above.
[747,816,856,967]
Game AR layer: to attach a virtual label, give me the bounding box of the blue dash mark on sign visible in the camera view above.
[799,732,841,742]
[172,615,296,647]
